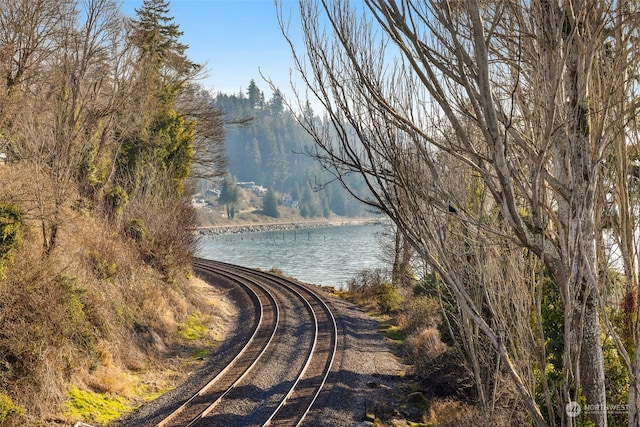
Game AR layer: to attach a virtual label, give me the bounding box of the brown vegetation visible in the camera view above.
[0,166,226,426]
[0,0,229,424]
[342,268,532,426]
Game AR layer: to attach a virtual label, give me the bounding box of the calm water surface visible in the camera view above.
[197,224,387,288]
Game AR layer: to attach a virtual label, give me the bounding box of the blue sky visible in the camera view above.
[121,0,303,100]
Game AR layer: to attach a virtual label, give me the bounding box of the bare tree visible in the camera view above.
[0,0,130,254]
[282,1,640,425]
[0,0,72,91]
[177,83,228,180]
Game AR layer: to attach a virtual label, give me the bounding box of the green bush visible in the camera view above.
[377,282,402,313]
[104,185,129,218]
[0,202,24,280]
[56,275,96,354]
[126,218,147,242]
[87,250,117,280]
[603,335,629,426]
[0,393,24,423]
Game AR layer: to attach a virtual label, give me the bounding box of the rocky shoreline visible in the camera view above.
[197,217,387,235]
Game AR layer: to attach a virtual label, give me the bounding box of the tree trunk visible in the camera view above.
[579,293,607,426]
[563,4,607,423]
[630,352,640,427]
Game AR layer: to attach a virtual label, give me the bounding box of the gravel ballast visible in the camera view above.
[302,292,409,426]
[119,272,407,426]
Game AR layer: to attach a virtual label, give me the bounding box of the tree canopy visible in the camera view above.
[262,188,280,218]
[284,1,640,426]
[214,82,369,218]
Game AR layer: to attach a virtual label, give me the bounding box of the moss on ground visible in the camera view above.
[178,313,207,341]
[378,319,406,343]
[0,393,24,423]
[65,386,135,424]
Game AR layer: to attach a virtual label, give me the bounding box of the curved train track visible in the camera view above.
[157,258,338,427]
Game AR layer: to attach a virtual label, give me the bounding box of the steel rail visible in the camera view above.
[264,275,338,426]
[191,260,318,426]
[186,259,318,427]
[203,260,339,427]
[157,261,279,427]
[158,258,338,427]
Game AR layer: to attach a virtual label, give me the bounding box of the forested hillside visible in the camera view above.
[0,0,227,424]
[211,80,368,218]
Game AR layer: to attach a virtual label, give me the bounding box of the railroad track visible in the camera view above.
[157,258,338,427]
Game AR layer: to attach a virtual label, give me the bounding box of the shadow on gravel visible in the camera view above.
[297,296,410,426]
[223,380,294,404]
[205,381,295,425]
[307,369,406,427]
[195,413,251,426]
[337,304,397,354]
[340,314,389,346]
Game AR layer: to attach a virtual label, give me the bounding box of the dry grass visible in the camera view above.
[404,327,448,370]
[0,166,229,425]
[425,399,482,426]
[337,269,530,426]
[86,365,133,396]
[397,296,440,334]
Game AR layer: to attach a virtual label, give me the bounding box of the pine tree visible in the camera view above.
[132,0,198,80]
[117,0,198,195]
[247,79,264,109]
[262,188,279,218]
[269,89,284,115]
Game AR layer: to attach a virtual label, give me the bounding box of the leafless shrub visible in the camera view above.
[397,295,439,335]
[427,399,482,427]
[123,176,198,280]
[346,267,389,296]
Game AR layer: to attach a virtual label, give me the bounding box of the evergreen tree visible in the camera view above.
[320,190,330,218]
[329,186,347,216]
[262,188,279,218]
[301,182,321,217]
[219,176,238,219]
[290,184,300,202]
[117,0,198,196]
[246,79,264,109]
[132,0,198,80]
[269,89,284,115]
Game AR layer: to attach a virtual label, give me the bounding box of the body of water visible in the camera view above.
[197,224,387,288]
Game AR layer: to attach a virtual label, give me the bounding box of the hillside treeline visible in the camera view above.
[212,80,368,218]
[0,0,225,423]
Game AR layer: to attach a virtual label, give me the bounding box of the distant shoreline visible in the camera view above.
[196,217,388,235]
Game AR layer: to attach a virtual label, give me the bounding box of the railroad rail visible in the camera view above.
[156,258,338,426]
